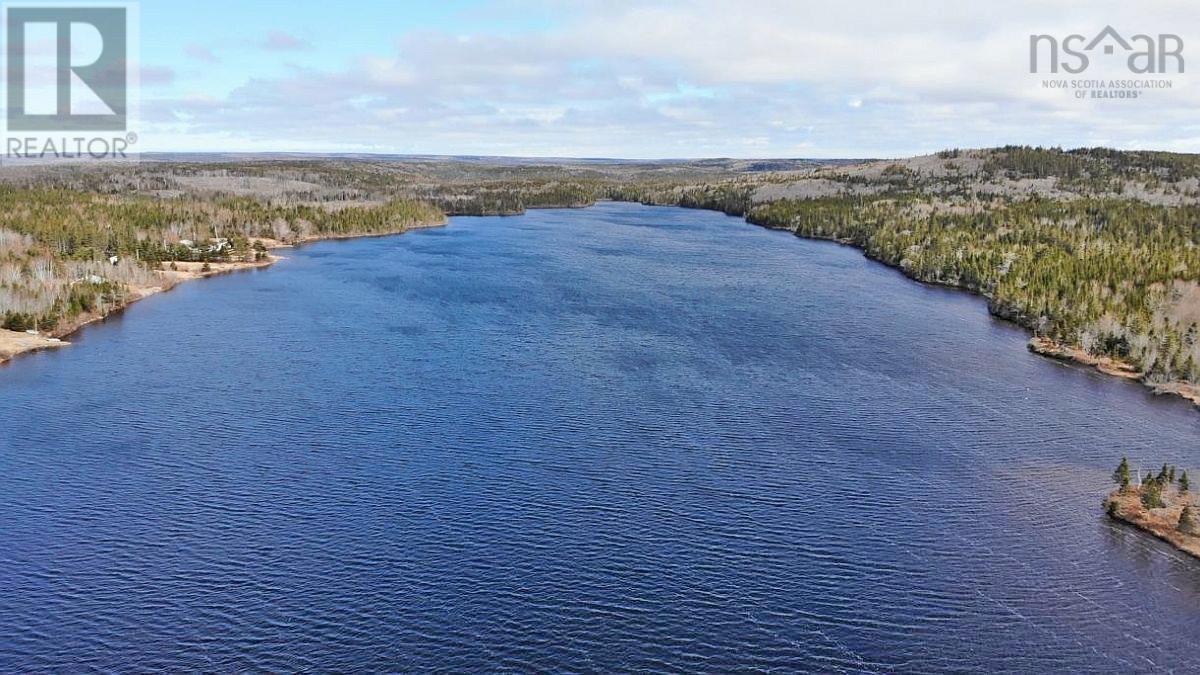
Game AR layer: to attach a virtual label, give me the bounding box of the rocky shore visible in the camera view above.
[1029,337,1200,408]
[1105,487,1200,559]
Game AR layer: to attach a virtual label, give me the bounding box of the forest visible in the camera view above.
[745,196,1200,384]
[0,188,441,332]
[3,147,1200,390]
[612,147,1200,386]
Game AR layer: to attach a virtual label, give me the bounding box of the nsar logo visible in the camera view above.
[1030,26,1184,74]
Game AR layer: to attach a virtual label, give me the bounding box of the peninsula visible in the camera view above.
[1105,458,1200,558]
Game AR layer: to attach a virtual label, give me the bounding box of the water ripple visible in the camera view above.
[1,203,1199,671]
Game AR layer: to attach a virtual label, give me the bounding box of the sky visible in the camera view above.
[36,0,1200,157]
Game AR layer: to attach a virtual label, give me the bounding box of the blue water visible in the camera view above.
[2,202,1199,672]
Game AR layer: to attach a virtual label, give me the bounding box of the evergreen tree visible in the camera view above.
[1142,480,1166,510]
[1113,457,1130,487]
[1178,505,1197,534]
[1181,471,1190,493]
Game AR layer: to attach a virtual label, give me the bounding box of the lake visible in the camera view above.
[2,202,1198,671]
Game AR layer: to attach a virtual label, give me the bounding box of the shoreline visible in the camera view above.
[1105,488,1200,559]
[5,198,1200,412]
[0,218,446,367]
[1028,336,1200,408]
[732,207,1200,411]
[0,329,68,363]
[0,255,280,367]
[537,201,1200,411]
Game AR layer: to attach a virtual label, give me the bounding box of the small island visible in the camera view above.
[1105,458,1200,558]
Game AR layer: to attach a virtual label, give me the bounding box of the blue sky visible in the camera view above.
[140,0,552,94]
[118,0,1200,157]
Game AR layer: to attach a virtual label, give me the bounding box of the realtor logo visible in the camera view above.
[3,3,138,160]
[6,5,128,130]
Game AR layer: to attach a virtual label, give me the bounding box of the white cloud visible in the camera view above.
[184,44,220,64]
[261,31,313,52]
[142,0,1200,157]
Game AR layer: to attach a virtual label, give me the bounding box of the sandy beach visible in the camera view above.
[0,329,68,363]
